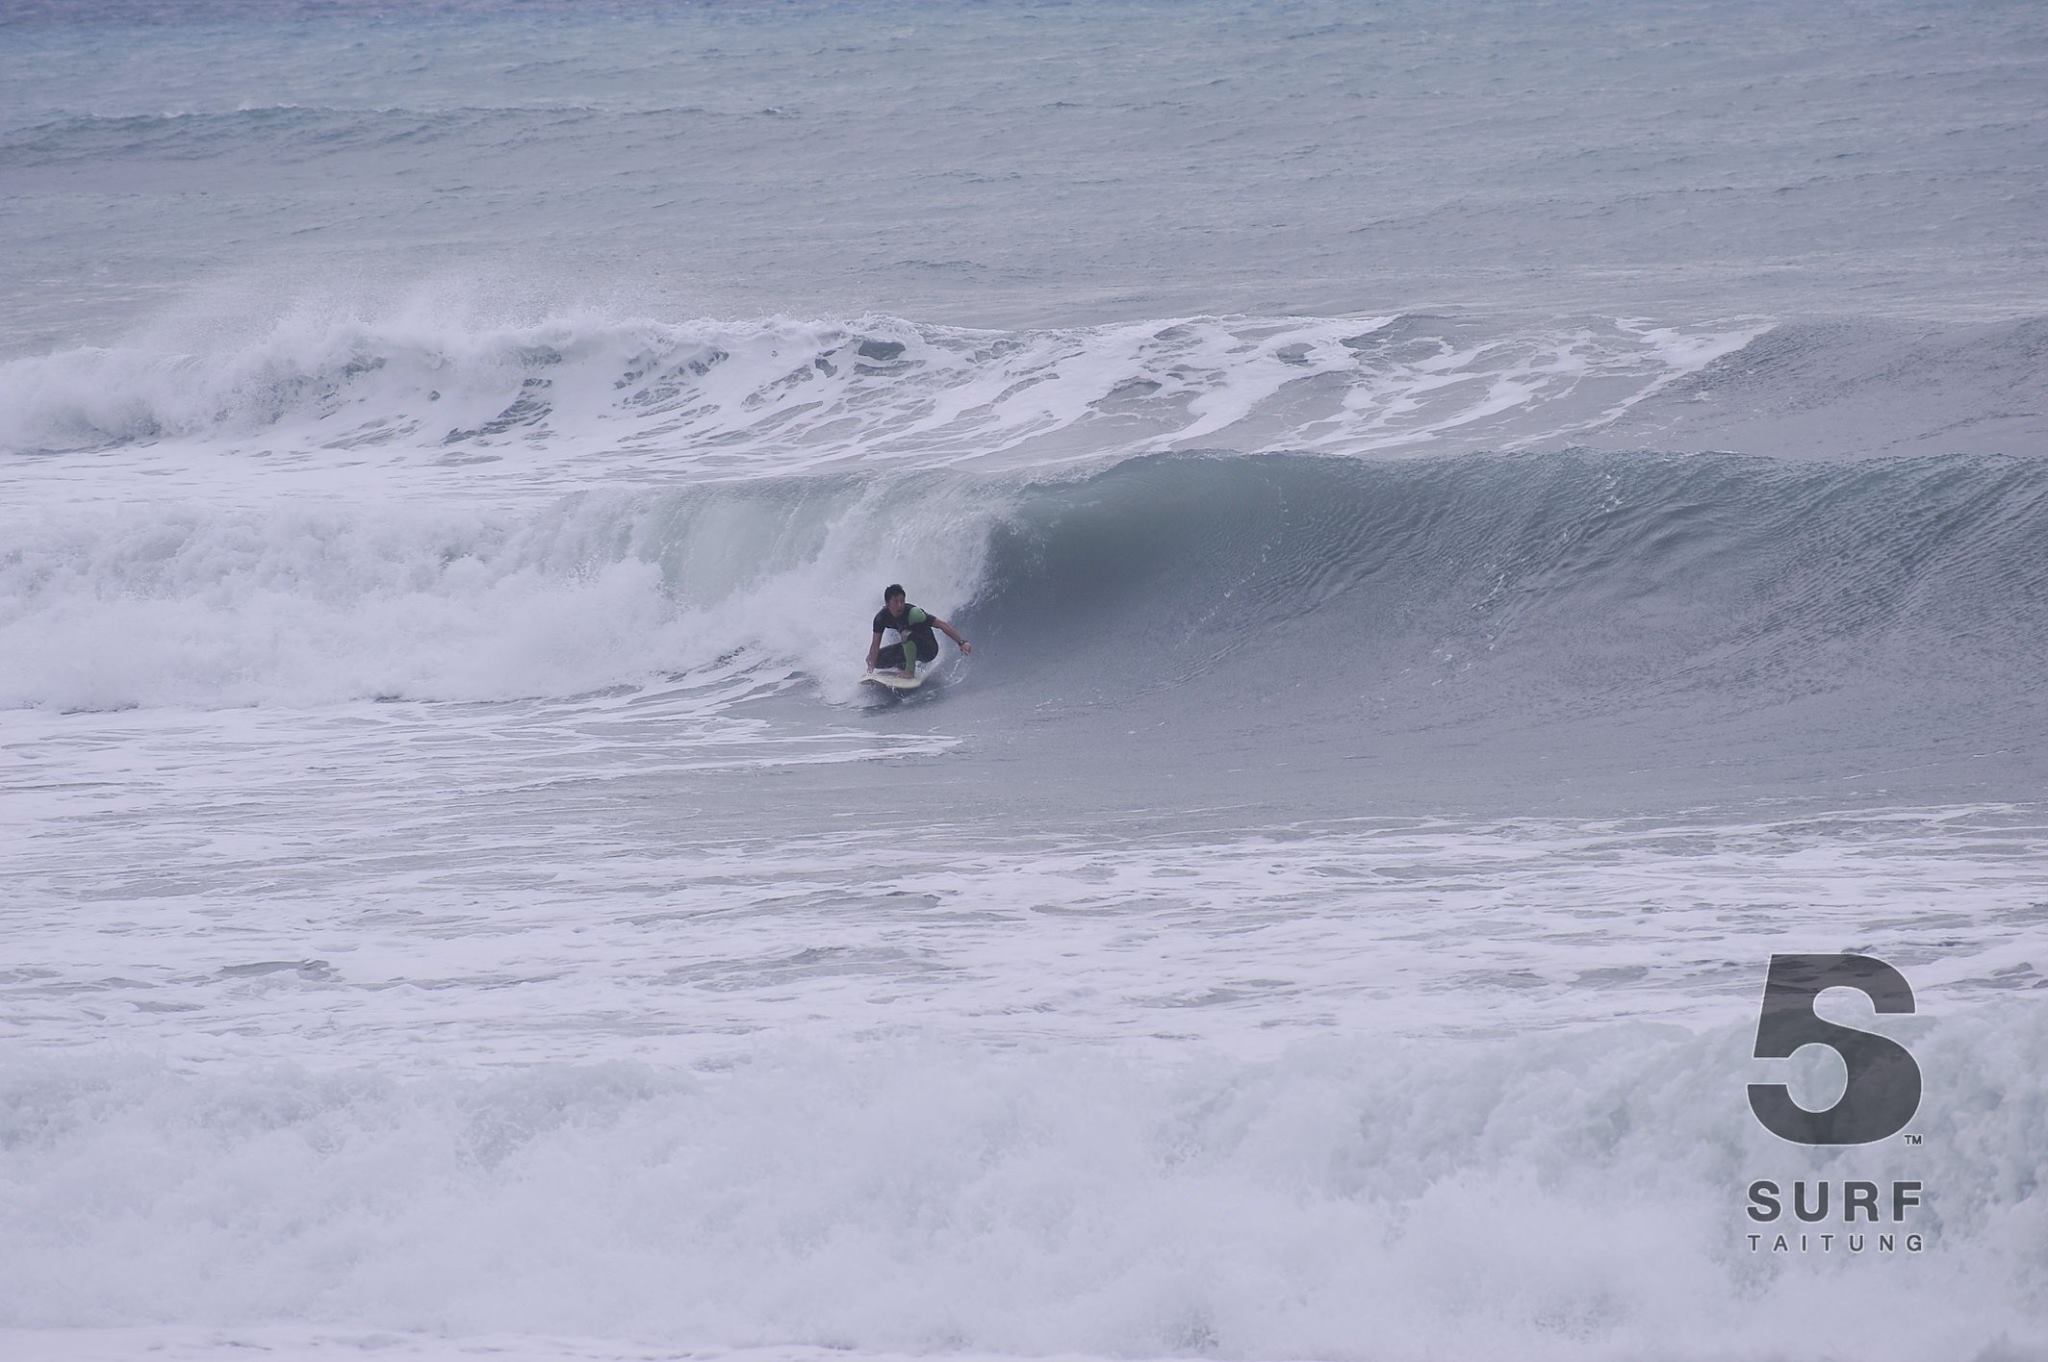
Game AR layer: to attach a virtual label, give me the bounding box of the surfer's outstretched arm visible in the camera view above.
[866,630,884,670]
[931,617,973,655]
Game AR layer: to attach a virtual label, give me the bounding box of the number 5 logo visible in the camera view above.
[1748,953,1922,1145]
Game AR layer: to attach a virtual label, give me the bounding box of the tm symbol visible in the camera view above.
[1903,1133,1924,1147]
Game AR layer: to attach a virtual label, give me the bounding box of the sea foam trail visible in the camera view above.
[0,1009,2042,1361]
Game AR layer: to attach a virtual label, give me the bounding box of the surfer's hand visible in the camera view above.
[960,641,973,655]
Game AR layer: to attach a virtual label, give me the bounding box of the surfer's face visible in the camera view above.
[885,597,906,617]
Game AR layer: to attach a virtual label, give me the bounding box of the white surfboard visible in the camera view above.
[861,669,926,692]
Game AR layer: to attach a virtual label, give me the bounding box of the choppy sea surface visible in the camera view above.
[3,2,2046,1360]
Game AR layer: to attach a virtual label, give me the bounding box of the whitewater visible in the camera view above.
[4,2,2047,1361]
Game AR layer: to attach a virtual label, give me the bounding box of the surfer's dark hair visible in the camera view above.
[883,583,905,603]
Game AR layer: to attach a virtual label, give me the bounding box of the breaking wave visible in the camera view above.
[0,310,1763,470]
[4,450,2044,719]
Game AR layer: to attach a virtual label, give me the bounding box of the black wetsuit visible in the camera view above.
[873,604,941,671]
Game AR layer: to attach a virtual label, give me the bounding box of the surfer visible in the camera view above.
[868,584,971,678]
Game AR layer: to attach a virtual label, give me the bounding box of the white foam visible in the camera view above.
[0,1006,2040,1360]
[0,305,1773,484]
[0,482,994,711]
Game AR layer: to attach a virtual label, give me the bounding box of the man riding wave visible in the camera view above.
[867,583,971,678]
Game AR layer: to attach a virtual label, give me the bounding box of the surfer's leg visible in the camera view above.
[876,643,907,671]
[900,637,919,676]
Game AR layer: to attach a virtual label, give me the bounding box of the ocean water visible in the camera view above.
[3,2,2047,1360]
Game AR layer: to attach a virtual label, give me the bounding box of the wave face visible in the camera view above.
[977,451,2048,698]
